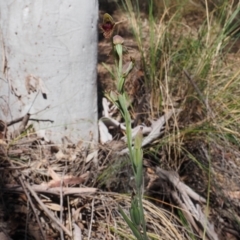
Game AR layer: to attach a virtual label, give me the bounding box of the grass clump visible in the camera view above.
[122,0,240,152]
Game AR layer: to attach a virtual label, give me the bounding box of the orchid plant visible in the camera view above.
[100,13,148,240]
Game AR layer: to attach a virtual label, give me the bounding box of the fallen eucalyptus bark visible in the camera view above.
[119,109,181,154]
[156,167,219,240]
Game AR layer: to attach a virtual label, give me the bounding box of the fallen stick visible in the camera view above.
[1,184,97,196]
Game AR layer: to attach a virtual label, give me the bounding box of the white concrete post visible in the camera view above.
[0,1,99,144]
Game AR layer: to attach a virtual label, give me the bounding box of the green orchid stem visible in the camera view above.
[138,191,148,239]
[120,94,148,239]
[111,34,148,240]
[119,54,123,77]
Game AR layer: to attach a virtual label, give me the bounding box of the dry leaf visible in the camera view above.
[48,166,61,181]
[73,223,82,240]
[73,208,81,222]
[44,202,63,211]
[86,150,98,163]
[98,120,112,144]
[55,150,66,161]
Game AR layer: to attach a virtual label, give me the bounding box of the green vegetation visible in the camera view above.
[104,33,148,239]
[121,0,240,164]
[100,0,240,238]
